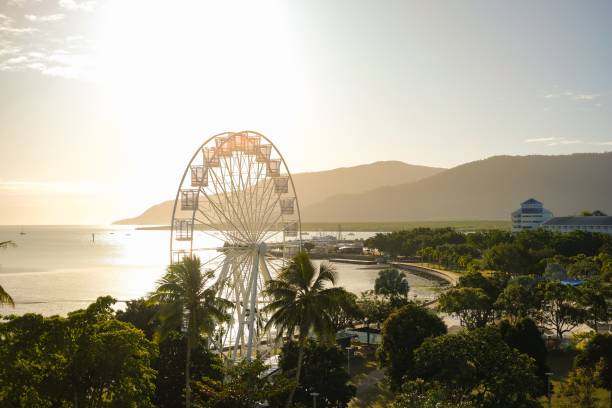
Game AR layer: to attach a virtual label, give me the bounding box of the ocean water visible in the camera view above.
[0,226,441,316]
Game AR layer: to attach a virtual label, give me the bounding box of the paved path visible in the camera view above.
[390,262,460,310]
[390,262,460,285]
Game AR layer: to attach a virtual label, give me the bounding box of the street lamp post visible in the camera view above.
[346,346,353,376]
[364,317,370,345]
[309,391,320,408]
[545,372,554,408]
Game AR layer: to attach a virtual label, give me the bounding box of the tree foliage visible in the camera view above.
[149,256,232,408]
[498,318,549,395]
[0,296,158,407]
[374,268,410,303]
[377,303,447,390]
[438,287,495,330]
[536,281,586,338]
[391,379,475,408]
[263,252,351,407]
[575,333,612,392]
[558,361,605,408]
[495,279,541,322]
[192,359,292,408]
[411,328,541,408]
[0,240,16,307]
[153,331,224,408]
[278,340,355,408]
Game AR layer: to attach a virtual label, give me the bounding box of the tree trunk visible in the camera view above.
[285,340,306,408]
[186,334,191,408]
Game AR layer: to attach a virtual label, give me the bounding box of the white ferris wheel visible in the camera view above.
[169,131,302,361]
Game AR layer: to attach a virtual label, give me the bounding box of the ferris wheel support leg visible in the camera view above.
[245,249,260,361]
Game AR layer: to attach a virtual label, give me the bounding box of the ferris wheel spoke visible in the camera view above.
[255,203,283,242]
[204,168,236,233]
[251,175,279,239]
[207,162,253,243]
[248,157,269,231]
[201,164,236,234]
[238,152,259,237]
[223,154,256,241]
[252,181,276,238]
[194,212,247,245]
[222,154,253,241]
[259,226,283,244]
[197,188,251,245]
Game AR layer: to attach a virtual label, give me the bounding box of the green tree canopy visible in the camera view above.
[192,359,292,408]
[278,340,355,408]
[575,333,612,393]
[498,318,549,395]
[0,296,158,407]
[374,268,410,303]
[149,256,232,408]
[536,280,586,338]
[377,303,447,390]
[153,331,224,408]
[412,327,541,408]
[482,243,532,275]
[494,279,541,322]
[116,297,161,339]
[263,252,351,408]
[438,287,495,330]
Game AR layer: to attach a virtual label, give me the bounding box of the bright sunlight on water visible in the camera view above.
[0,226,441,316]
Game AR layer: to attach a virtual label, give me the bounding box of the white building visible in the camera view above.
[511,198,553,233]
[541,215,612,235]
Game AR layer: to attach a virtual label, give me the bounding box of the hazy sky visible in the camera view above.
[1,0,611,224]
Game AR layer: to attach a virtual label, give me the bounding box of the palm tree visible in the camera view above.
[0,241,16,307]
[149,255,232,408]
[263,252,350,408]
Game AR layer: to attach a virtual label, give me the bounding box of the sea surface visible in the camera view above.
[0,226,442,316]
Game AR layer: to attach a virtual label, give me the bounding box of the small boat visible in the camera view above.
[19,227,26,235]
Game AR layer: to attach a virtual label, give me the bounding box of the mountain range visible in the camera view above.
[114,152,612,224]
[114,161,443,224]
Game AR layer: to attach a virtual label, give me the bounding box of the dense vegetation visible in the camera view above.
[367,228,612,407]
[366,228,612,277]
[1,233,611,407]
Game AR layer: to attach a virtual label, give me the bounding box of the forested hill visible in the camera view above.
[301,152,612,221]
[113,161,444,225]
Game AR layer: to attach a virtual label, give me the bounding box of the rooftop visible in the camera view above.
[521,198,543,205]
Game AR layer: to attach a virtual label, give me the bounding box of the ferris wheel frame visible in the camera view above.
[168,130,302,361]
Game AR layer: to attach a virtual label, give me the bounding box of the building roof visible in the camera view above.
[541,216,612,227]
[522,198,542,205]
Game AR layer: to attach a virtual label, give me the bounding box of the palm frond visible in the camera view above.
[0,285,15,307]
